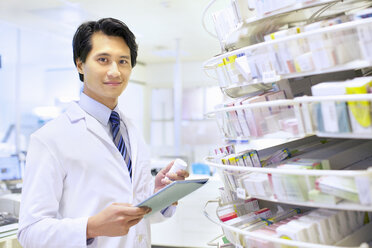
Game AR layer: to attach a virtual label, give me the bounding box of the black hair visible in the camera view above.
[72,17,138,82]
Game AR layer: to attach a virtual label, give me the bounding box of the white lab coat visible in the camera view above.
[18,101,165,248]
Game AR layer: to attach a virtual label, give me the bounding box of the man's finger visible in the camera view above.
[161,177,173,185]
[116,205,150,216]
[128,217,143,226]
[176,170,189,178]
[162,160,175,174]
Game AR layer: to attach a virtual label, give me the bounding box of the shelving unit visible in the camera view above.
[202,0,372,247]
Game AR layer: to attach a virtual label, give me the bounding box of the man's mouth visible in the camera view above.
[104,81,122,86]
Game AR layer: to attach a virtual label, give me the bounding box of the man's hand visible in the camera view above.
[154,160,189,194]
[86,203,151,239]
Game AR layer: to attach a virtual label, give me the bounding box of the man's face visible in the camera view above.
[76,32,132,109]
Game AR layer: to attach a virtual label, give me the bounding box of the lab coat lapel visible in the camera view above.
[85,115,117,150]
[66,102,117,150]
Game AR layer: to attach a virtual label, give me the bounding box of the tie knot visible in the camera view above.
[110,111,120,125]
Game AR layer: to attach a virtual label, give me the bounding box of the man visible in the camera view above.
[18,18,188,248]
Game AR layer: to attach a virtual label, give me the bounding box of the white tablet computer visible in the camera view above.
[136,178,209,216]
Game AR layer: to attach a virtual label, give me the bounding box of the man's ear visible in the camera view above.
[76,58,84,74]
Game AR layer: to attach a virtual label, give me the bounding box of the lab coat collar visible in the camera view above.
[65,101,85,123]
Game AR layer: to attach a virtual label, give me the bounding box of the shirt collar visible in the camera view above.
[79,93,120,126]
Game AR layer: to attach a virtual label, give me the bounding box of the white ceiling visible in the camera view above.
[0,0,229,64]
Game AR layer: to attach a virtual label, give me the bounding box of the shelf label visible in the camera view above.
[236,187,246,199]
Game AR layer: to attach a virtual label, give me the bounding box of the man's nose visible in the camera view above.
[107,62,120,78]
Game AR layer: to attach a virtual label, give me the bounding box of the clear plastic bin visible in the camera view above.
[212,99,305,139]
[204,18,372,95]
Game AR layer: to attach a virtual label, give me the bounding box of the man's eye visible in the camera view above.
[119,59,128,64]
[98,58,108,63]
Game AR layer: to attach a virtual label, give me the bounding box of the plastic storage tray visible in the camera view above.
[208,94,372,140]
[209,99,306,140]
[204,200,372,248]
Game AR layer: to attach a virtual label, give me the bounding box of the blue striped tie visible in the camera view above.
[109,111,132,180]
